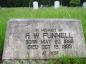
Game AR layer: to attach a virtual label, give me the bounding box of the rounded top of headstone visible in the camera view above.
[33,1,38,3]
[83,2,86,3]
[83,2,86,7]
[54,1,60,3]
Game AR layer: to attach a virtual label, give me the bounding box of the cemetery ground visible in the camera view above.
[0,7,86,64]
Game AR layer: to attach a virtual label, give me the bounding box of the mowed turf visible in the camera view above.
[0,7,86,64]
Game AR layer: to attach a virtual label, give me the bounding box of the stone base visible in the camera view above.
[2,60,50,64]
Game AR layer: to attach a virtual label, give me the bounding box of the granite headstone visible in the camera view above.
[2,19,86,64]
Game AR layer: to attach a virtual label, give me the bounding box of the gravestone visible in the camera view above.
[54,1,60,8]
[83,2,86,8]
[33,1,38,9]
[2,19,86,64]
[40,5,43,8]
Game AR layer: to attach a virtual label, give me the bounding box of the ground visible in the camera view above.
[0,7,86,64]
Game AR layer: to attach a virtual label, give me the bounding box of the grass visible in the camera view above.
[0,7,86,64]
[48,57,86,64]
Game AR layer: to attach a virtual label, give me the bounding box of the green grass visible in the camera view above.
[48,57,86,64]
[0,7,86,63]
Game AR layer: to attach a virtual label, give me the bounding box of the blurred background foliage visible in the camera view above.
[0,0,85,7]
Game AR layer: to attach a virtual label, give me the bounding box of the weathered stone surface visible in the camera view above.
[2,19,86,61]
[2,60,49,64]
[33,1,38,9]
[54,1,60,8]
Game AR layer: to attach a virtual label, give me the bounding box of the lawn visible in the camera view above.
[0,7,86,64]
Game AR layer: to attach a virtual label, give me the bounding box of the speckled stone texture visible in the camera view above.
[2,19,86,64]
[2,60,49,64]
